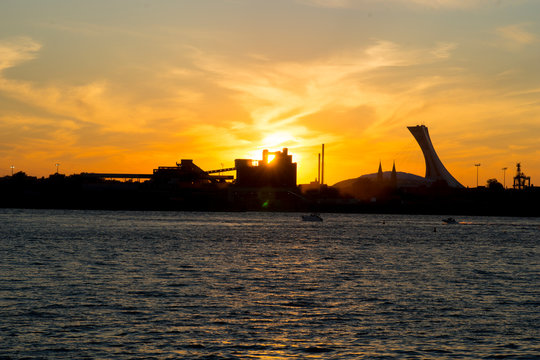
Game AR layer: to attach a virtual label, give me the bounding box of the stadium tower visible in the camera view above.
[408,125,463,188]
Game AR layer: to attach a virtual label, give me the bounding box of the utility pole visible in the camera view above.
[317,153,321,184]
[321,144,325,186]
[475,163,481,187]
[502,167,507,189]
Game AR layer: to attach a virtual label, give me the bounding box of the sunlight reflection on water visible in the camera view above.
[0,209,539,359]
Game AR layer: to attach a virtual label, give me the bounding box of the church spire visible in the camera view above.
[377,161,383,182]
[391,161,397,186]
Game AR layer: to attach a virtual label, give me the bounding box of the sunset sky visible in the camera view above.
[1,0,539,187]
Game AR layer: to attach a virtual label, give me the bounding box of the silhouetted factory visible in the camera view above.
[152,159,234,187]
[84,148,297,189]
[235,148,296,188]
[147,148,297,189]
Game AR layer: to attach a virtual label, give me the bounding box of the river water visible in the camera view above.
[1,209,538,359]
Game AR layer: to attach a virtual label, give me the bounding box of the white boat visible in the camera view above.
[302,213,323,222]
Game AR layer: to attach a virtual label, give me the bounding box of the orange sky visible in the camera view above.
[1,1,540,187]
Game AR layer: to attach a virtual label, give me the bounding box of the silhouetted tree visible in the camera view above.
[486,178,504,191]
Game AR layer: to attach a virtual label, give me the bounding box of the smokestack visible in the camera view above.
[318,153,321,183]
[321,144,325,185]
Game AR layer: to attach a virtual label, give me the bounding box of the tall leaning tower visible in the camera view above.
[408,125,463,188]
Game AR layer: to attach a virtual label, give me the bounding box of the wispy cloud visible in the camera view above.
[496,24,537,49]
[189,40,458,139]
[0,37,41,72]
[431,42,458,59]
[171,40,465,175]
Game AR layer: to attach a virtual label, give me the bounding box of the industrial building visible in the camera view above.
[85,148,297,189]
[235,148,297,188]
[152,159,234,187]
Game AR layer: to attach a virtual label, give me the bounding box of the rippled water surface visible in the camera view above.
[1,209,539,359]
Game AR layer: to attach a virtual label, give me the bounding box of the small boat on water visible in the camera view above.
[442,217,458,224]
[302,213,323,222]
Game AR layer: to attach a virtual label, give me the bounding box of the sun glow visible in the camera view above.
[261,132,295,149]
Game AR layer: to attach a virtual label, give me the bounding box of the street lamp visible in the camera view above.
[55,163,60,174]
[502,167,507,189]
[475,163,481,187]
[10,165,14,176]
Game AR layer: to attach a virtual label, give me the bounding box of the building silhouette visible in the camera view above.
[408,125,463,188]
[390,161,397,187]
[235,148,297,188]
[377,161,383,183]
